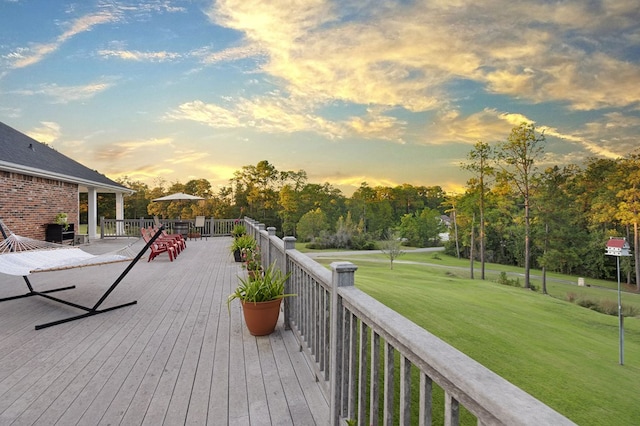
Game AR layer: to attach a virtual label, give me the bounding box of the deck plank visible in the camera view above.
[0,237,329,425]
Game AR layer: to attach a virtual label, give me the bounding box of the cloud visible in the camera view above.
[8,10,120,69]
[166,97,407,142]
[98,49,180,62]
[207,0,640,114]
[26,122,62,143]
[424,108,523,145]
[171,150,211,164]
[195,44,266,64]
[3,1,187,71]
[12,79,116,103]
[165,100,243,128]
[346,108,406,143]
[93,137,174,161]
[327,174,399,191]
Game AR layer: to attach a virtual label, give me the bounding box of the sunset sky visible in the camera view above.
[1,0,639,195]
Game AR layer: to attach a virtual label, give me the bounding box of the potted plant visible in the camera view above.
[54,212,69,231]
[242,246,263,279]
[228,262,294,336]
[230,234,256,262]
[187,225,201,240]
[231,224,246,238]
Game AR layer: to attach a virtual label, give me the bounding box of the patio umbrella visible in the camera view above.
[151,192,205,222]
[152,192,204,202]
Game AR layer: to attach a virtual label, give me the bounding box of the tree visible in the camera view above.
[117,177,150,219]
[497,123,545,289]
[615,153,640,290]
[400,207,444,247]
[534,166,583,293]
[462,141,494,279]
[380,230,404,269]
[296,208,329,242]
[349,182,376,233]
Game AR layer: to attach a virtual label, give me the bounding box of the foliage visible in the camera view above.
[496,271,521,287]
[54,212,69,230]
[242,246,262,272]
[230,234,256,253]
[496,122,546,289]
[399,207,444,247]
[231,224,246,238]
[296,208,329,242]
[227,262,294,306]
[306,212,376,250]
[570,296,639,317]
[98,146,639,287]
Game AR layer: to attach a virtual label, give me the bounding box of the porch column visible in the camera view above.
[115,192,125,235]
[87,187,98,239]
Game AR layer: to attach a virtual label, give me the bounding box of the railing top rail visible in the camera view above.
[286,249,332,289]
[338,285,575,425]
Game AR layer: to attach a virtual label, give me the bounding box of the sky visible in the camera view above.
[1,0,639,196]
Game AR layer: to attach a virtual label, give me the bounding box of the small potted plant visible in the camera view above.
[228,262,294,336]
[230,234,256,262]
[54,213,69,231]
[242,246,263,279]
[187,225,201,240]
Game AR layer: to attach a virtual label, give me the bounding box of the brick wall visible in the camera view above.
[0,171,79,240]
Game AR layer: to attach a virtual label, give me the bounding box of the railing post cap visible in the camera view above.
[331,261,358,273]
[257,223,266,231]
[283,236,296,250]
[267,226,276,235]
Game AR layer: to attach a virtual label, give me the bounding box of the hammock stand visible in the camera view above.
[0,223,165,330]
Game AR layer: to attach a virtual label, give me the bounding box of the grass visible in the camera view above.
[315,252,640,425]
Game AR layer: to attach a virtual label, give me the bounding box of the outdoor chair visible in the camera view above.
[141,228,178,260]
[194,216,207,240]
[158,227,186,250]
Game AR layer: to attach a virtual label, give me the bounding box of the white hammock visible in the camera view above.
[0,231,137,276]
[0,220,167,330]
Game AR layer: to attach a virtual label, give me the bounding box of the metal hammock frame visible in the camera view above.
[0,220,165,330]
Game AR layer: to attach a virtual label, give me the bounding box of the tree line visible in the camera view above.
[455,122,639,291]
[87,122,639,288]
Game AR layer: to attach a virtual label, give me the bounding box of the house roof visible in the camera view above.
[607,238,629,249]
[0,122,132,194]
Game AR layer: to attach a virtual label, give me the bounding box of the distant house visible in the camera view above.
[0,121,133,240]
[439,214,451,242]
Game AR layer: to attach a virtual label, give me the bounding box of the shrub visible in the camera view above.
[497,272,521,288]
[570,297,638,317]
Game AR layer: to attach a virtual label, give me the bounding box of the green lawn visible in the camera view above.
[315,253,640,425]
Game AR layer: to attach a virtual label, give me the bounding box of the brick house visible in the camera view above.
[0,122,133,240]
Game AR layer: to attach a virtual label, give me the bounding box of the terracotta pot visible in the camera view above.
[241,298,282,336]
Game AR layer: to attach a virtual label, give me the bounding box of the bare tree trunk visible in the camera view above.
[635,222,640,292]
[470,214,475,279]
[480,195,486,280]
[453,206,460,259]
[524,198,531,289]
[542,223,548,295]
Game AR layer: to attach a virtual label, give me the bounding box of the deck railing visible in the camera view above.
[244,218,575,426]
[99,217,238,238]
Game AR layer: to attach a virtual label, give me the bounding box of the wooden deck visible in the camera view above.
[0,237,329,425]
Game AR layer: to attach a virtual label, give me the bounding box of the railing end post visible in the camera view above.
[283,236,296,250]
